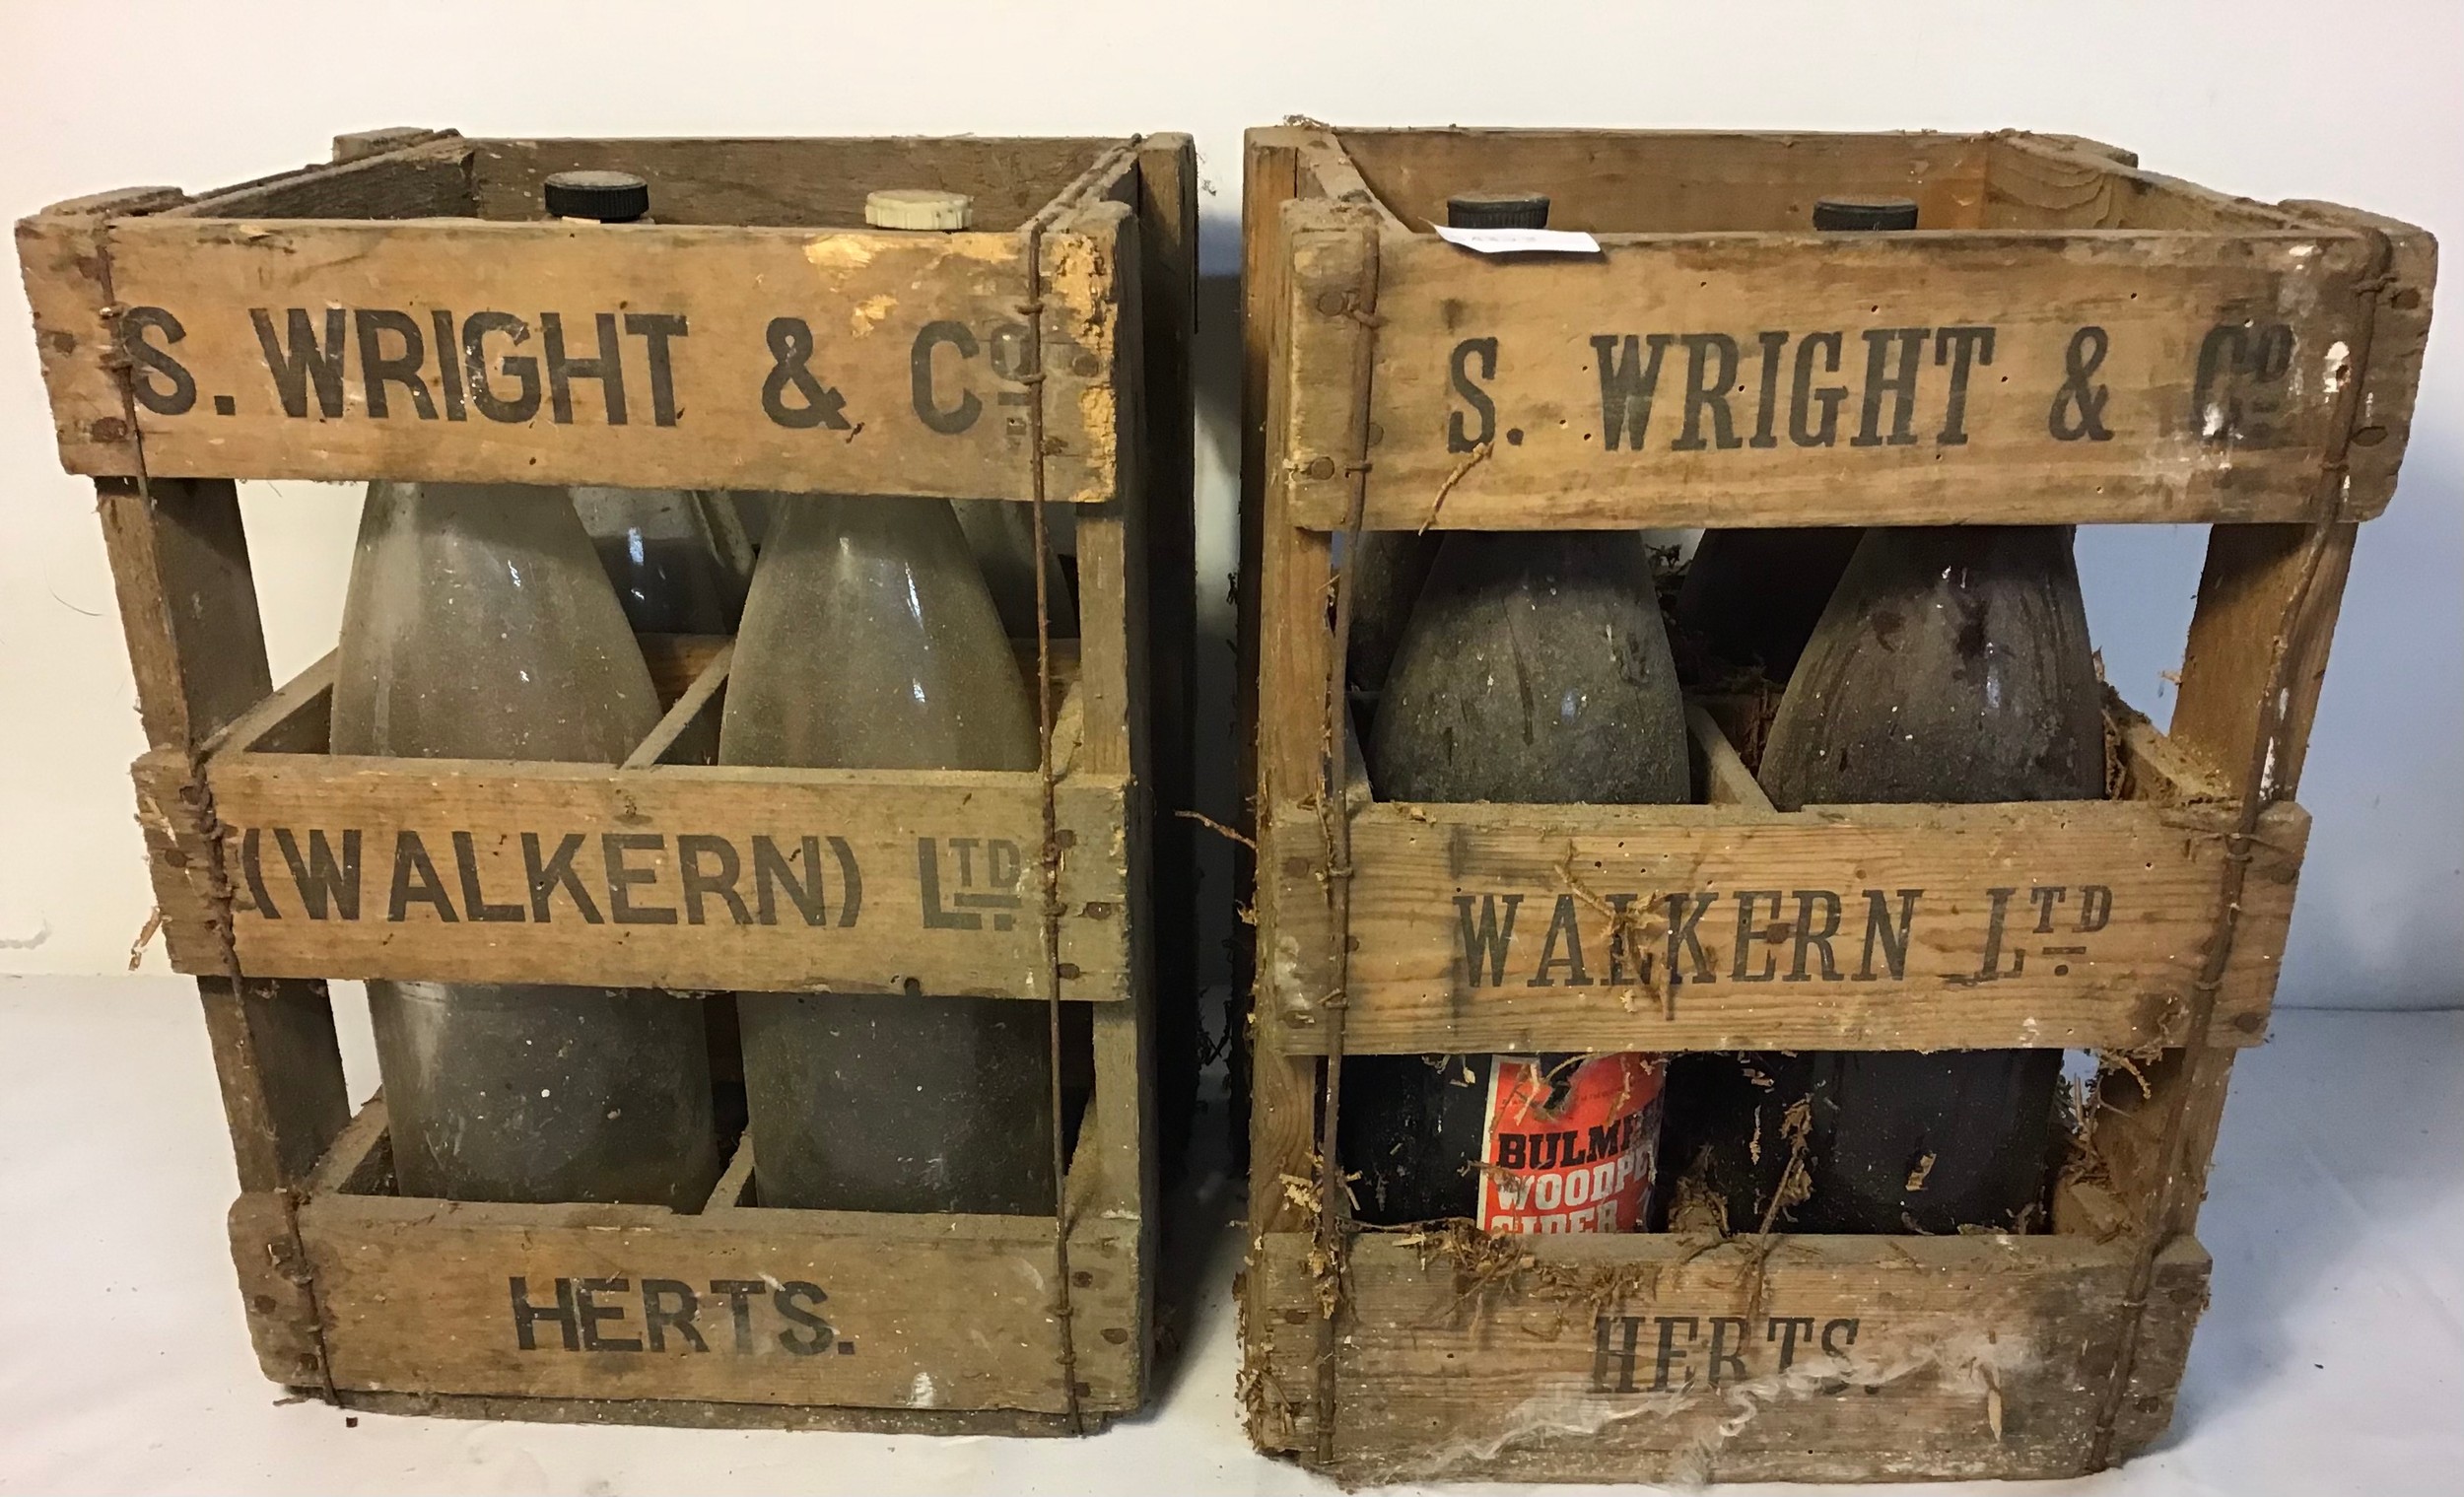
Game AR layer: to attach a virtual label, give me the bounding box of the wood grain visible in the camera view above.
[1262,796,2302,1055]
[294,1104,1139,1415]
[1332,128,1993,234]
[48,215,1112,499]
[189,751,1131,1000]
[1299,228,2379,531]
[1247,1230,2208,1483]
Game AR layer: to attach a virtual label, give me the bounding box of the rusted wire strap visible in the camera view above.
[1018,217,1082,1435]
[2086,239,2392,1468]
[1308,228,1381,1466]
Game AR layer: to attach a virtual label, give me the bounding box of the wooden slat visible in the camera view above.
[204,649,337,756]
[331,1390,1110,1435]
[1051,194,1158,1310]
[1686,704,1773,811]
[299,1187,1137,1414]
[1333,128,1993,234]
[161,138,474,220]
[1243,134,1331,1240]
[191,753,1132,1000]
[1234,131,1301,1192]
[1984,135,2314,231]
[331,127,456,166]
[1263,797,2302,1055]
[91,470,352,1214]
[35,216,1114,501]
[1248,1231,2210,1482]
[97,478,272,749]
[2172,523,2360,803]
[623,644,732,770]
[468,137,1123,232]
[1294,228,2379,532]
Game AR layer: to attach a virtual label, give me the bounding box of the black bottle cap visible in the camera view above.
[543,170,650,224]
[1447,191,1552,230]
[1813,196,1920,232]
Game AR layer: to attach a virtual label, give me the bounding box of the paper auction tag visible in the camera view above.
[1433,226,1604,255]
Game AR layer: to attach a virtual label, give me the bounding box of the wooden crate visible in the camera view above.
[20,127,1198,1433]
[1236,126,2432,1482]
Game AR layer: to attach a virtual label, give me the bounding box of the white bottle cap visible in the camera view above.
[864,188,975,231]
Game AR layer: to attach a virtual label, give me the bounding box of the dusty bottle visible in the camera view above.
[1672,197,1918,686]
[952,498,1075,640]
[720,494,1060,1212]
[1345,191,1556,705]
[330,481,720,1208]
[865,187,1078,643]
[571,487,750,635]
[1344,525,1686,1229]
[543,173,753,636]
[1675,526,2100,1234]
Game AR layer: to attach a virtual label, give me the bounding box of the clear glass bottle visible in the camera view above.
[1691,526,2100,1234]
[571,486,749,635]
[952,499,1075,640]
[330,480,720,1208]
[720,493,1058,1213]
[1345,526,1686,1230]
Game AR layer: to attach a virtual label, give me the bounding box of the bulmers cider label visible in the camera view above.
[1477,1055,1664,1233]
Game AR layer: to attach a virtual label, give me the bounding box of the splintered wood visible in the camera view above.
[1237,124,2430,1483]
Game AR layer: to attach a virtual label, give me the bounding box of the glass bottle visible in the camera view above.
[541,173,753,638]
[571,486,749,635]
[1693,526,2100,1234]
[330,480,720,1208]
[952,498,1075,639]
[1671,197,1918,686]
[719,494,1058,1212]
[1345,525,1686,1229]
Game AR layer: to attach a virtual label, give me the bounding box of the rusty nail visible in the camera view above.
[1314,289,1348,316]
[1305,455,1336,481]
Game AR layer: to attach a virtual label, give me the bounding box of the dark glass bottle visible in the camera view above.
[1672,197,1917,687]
[331,481,720,1208]
[1344,527,1686,1229]
[719,494,1057,1213]
[1679,526,2100,1234]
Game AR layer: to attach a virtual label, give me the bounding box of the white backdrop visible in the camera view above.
[1,0,2455,1008]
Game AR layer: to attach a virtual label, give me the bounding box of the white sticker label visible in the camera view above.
[1433,226,1604,256]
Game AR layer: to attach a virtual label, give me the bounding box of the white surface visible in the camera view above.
[0,1,2458,1008]
[1430,227,1605,255]
[0,980,2455,1495]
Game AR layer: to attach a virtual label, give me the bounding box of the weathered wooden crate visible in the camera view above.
[20,127,1198,1433]
[1236,126,2431,1482]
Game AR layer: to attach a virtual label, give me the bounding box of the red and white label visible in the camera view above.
[1477,1054,1664,1234]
